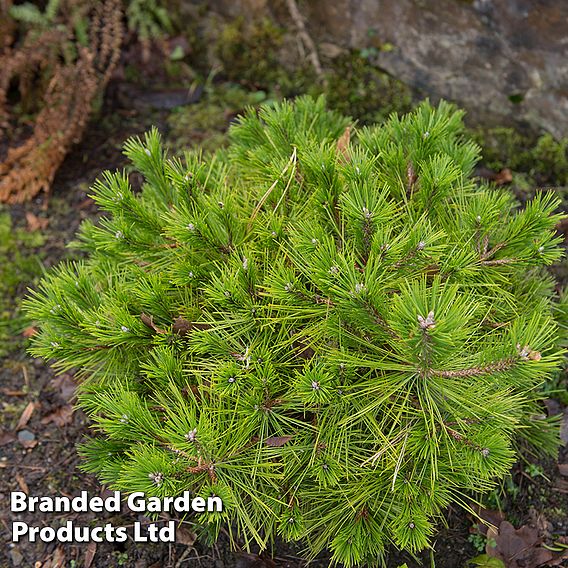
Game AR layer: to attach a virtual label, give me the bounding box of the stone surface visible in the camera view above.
[212,0,568,137]
[16,429,35,443]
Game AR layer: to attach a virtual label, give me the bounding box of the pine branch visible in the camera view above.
[427,357,517,379]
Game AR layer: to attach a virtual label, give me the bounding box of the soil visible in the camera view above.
[1,75,567,568]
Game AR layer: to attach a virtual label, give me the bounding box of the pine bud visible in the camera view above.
[353,283,365,295]
[418,311,436,330]
[148,472,164,486]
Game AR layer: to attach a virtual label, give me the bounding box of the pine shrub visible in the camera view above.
[25,96,565,566]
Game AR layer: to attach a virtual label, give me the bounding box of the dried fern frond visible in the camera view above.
[0,0,123,204]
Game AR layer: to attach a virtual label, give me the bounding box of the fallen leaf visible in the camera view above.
[15,473,29,494]
[172,316,210,335]
[16,401,37,430]
[407,161,418,193]
[474,507,507,536]
[141,313,166,334]
[25,212,49,231]
[49,374,76,401]
[558,463,568,477]
[84,541,97,568]
[176,524,197,546]
[487,521,554,568]
[264,435,293,447]
[173,316,192,335]
[493,168,513,186]
[293,340,315,360]
[41,405,74,427]
[22,326,37,338]
[336,126,351,163]
[0,430,16,446]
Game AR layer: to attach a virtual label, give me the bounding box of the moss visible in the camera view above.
[319,51,413,124]
[165,48,414,156]
[198,11,412,125]
[473,127,568,187]
[181,44,412,142]
[531,134,568,186]
[0,211,45,356]
[166,83,278,154]
[215,16,285,87]
[472,127,528,172]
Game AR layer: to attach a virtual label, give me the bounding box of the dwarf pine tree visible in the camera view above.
[25,96,565,566]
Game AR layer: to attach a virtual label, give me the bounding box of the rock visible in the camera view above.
[211,0,568,137]
[17,429,35,443]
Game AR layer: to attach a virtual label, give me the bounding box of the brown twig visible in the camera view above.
[285,0,325,82]
[427,357,516,379]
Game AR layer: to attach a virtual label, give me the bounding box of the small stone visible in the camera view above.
[17,430,35,443]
